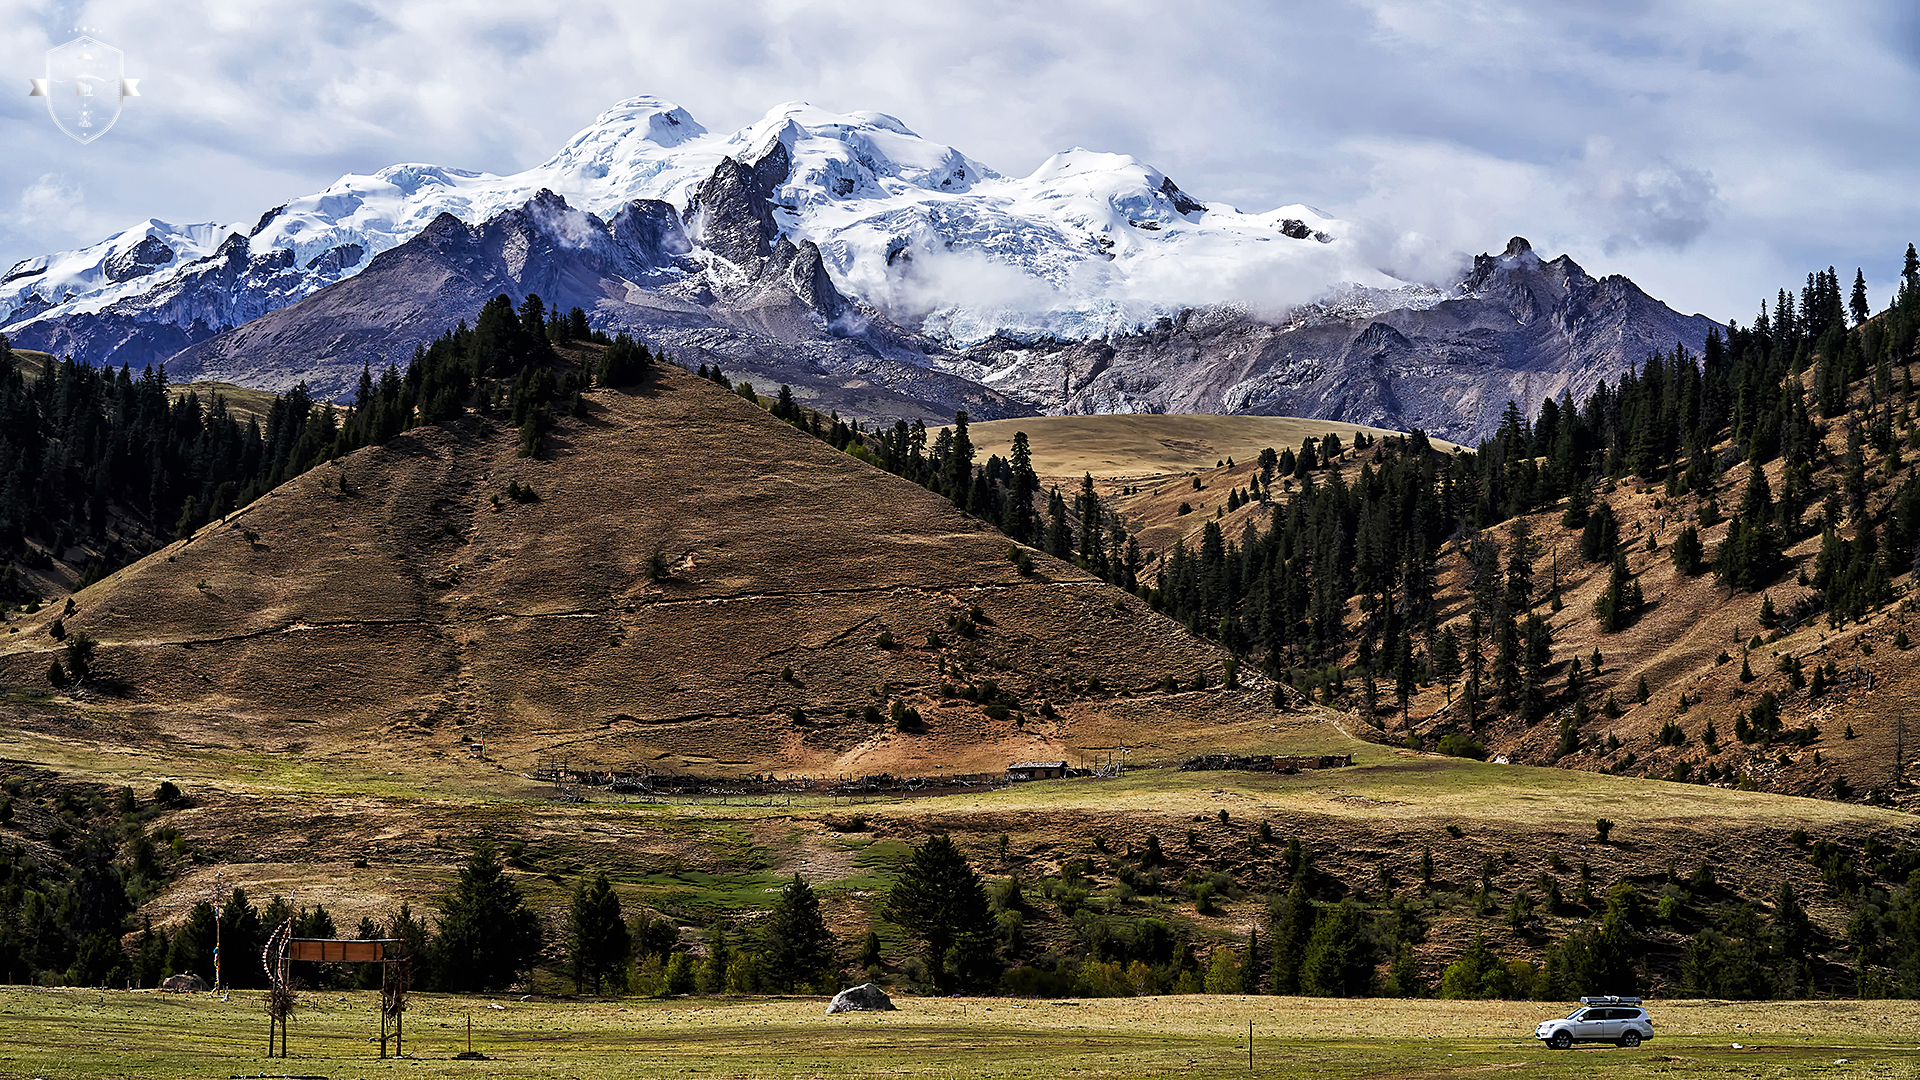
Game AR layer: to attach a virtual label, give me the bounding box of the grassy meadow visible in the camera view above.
[4,987,1918,1080]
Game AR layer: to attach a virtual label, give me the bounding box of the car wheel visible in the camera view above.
[1549,1031,1572,1050]
[1620,1031,1641,1048]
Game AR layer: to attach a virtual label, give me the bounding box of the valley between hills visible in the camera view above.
[4,305,1920,1008]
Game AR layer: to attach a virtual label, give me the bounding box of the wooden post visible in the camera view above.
[1248,1019,1253,1072]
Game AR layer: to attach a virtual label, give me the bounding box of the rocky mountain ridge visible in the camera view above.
[1,98,1719,442]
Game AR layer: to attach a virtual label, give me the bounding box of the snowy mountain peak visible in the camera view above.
[1,94,1433,358]
[724,101,998,204]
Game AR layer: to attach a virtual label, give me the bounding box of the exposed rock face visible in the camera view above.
[690,141,790,271]
[944,239,1720,443]
[104,235,176,282]
[303,244,365,273]
[1,258,47,284]
[608,199,693,269]
[826,983,896,1014]
[163,190,1023,423]
[161,973,209,993]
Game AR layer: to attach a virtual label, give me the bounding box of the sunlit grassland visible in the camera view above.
[4,987,1919,1080]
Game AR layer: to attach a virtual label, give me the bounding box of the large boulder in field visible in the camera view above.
[161,973,209,993]
[826,983,895,1014]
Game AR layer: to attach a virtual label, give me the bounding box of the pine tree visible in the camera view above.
[884,835,998,992]
[567,873,630,994]
[1594,550,1643,632]
[944,411,975,511]
[1853,268,1872,326]
[1002,432,1039,543]
[695,922,731,993]
[1299,899,1376,997]
[1433,626,1462,703]
[1670,524,1705,576]
[1266,885,1317,995]
[1579,502,1619,563]
[761,874,835,992]
[595,333,650,388]
[432,843,543,992]
[1440,934,1511,999]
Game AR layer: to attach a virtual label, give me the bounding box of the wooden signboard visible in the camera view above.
[289,938,391,963]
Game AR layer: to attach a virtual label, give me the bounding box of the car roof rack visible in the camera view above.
[1579,996,1643,1005]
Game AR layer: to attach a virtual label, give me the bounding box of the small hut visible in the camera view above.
[1006,760,1068,781]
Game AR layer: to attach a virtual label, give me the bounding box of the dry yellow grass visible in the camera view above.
[6,986,1919,1080]
[960,413,1460,483]
[0,369,1299,782]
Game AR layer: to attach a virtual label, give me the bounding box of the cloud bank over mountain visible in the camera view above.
[1,0,1917,328]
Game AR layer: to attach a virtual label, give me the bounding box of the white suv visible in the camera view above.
[1534,997,1654,1049]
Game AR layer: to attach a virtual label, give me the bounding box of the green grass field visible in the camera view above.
[4,987,1917,1080]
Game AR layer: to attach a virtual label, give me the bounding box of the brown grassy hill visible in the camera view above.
[0,367,1310,782]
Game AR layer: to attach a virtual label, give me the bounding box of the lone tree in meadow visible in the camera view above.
[884,834,998,992]
[566,872,631,994]
[433,842,543,992]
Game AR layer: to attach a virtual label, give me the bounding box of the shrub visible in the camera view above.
[63,632,98,682]
[1594,818,1614,843]
[890,699,924,732]
[1007,546,1035,576]
[1437,733,1487,760]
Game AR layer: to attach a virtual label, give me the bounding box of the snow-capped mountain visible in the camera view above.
[1,96,1401,359]
[0,96,1721,442]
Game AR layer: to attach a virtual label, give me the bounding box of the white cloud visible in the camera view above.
[9,173,112,240]
[0,0,1915,324]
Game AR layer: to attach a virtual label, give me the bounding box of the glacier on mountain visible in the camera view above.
[0,96,1425,355]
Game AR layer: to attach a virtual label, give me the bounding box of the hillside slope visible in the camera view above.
[0,368,1298,780]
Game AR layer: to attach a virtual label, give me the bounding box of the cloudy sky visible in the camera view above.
[3,0,1917,323]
